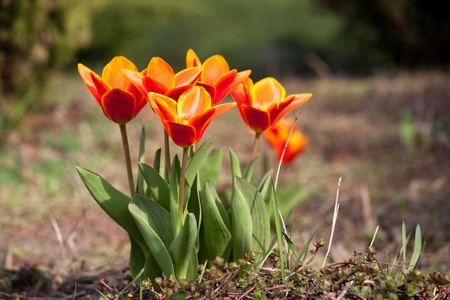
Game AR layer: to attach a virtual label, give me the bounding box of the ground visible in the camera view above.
[1,70,449,291]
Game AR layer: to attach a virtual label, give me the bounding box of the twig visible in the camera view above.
[336,280,354,300]
[322,177,341,268]
[238,283,256,300]
[369,225,379,248]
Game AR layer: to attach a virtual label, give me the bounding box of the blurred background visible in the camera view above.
[1,0,449,274]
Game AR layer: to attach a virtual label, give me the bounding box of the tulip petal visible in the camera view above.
[165,121,197,148]
[240,105,270,133]
[102,56,138,90]
[230,77,253,106]
[147,57,175,89]
[211,70,236,105]
[174,67,201,87]
[252,78,285,108]
[165,85,194,102]
[122,69,148,97]
[201,55,229,86]
[186,49,201,68]
[188,109,215,141]
[270,93,312,127]
[148,93,178,124]
[177,87,211,122]
[101,89,136,124]
[195,83,216,104]
[78,64,102,103]
[143,76,169,95]
[91,72,111,100]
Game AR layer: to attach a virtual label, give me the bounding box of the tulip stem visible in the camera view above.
[178,147,189,226]
[251,132,262,161]
[119,124,135,197]
[164,129,172,182]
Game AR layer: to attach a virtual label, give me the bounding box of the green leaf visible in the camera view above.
[229,148,242,179]
[206,181,231,231]
[198,148,222,188]
[409,224,422,270]
[244,156,258,182]
[169,213,198,279]
[76,167,145,249]
[139,163,170,211]
[258,170,274,204]
[136,126,147,196]
[236,177,271,268]
[153,148,162,173]
[230,178,252,261]
[128,235,146,279]
[269,180,285,283]
[186,138,214,186]
[200,182,232,262]
[278,182,311,216]
[129,194,174,276]
[187,175,202,251]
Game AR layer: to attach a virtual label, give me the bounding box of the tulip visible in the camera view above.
[148,86,235,148]
[186,49,251,105]
[264,118,307,164]
[78,56,145,125]
[78,56,146,196]
[123,57,201,102]
[231,76,311,160]
[231,77,311,133]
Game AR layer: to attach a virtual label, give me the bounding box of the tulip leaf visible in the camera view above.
[139,163,170,211]
[229,148,242,180]
[200,182,232,262]
[129,194,174,276]
[230,177,252,261]
[186,138,214,186]
[258,170,274,217]
[244,156,259,182]
[169,213,197,279]
[76,167,146,249]
[136,126,147,196]
[206,181,231,231]
[198,148,222,188]
[128,235,146,279]
[236,177,271,268]
[153,148,162,174]
[187,175,202,251]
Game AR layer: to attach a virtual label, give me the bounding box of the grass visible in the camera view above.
[0,69,449,296]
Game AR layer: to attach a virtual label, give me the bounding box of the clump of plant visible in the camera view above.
[76,50,311,283]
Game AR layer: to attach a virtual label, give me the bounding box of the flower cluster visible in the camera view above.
[78,50,311,157]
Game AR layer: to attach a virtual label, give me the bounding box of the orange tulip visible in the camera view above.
[123,57,201,102]
[186,49,251,105]
[264,118,307,164]
[78,56,145,125]
[231,77,311,133]
[148,86,235,148]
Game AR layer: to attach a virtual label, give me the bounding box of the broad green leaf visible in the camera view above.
[258,170,274,202]
[128,235,146,279]
[187,175,202,251]
[136,126,147,196]
[206,181,231,231]
[169,213,198,279]
[236,177,270,268]
[230,178,252,261]
[198,148,222,188]
[200,182,232,262]
[269,179,285,283]
[129,194,174,276]
[139,163,170,211]
[76,167,145,249]
[186,138,214,186]
[229,148,242,179]
[244,156,258,182]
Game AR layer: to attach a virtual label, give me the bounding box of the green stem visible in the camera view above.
[178,147,189,226]
[164,129,172,183]
[119,124,135,197]
[251,132,262,161]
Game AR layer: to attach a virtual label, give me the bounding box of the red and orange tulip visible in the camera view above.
[186,49,251,105]
[148,86,235,148]
[264,118,307,164]
[78,56,145,125]
[231,77,311,133]
[123,57,201,102]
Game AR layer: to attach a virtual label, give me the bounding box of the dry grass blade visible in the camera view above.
[322,177,341,268]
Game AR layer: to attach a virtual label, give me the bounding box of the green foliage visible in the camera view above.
[0,0,94,140]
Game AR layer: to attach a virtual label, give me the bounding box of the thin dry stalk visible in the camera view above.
[369,225,380,248]
[51,218,66,262]
[360,183,375,233]
[322,177,341,268]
